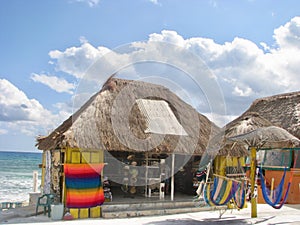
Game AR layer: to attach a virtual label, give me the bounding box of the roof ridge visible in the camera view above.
[252,91,300,104]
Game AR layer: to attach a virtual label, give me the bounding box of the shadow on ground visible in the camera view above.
[285,204,300,210]
[143,217,252,225]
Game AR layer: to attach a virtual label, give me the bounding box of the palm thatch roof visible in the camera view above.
[245,91,300,139]
[225,111,274,137]
[229,126,300,149]
[206,112,273,157]
[36,78,220,155]
[210,91,300,157]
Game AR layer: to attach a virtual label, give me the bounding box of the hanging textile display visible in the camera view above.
[259,150,298,209]
[204,176,233,206]
[232,180,246,209]
[194,162,211,198]
[43,150,51,194]
[259,167,291,209]
[204,175,246,208]
[64,163,105,208]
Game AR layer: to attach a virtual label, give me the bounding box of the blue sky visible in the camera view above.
[0,0,300,152]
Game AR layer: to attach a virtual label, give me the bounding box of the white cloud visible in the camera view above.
[149,30,186,47]
[0,79,43,122]
[233,85,253,97]
[203,112,237,128]
[0,79,67,136]
[149,0,162,6]
[273,17,300,50]
[49,42,111,79]
[73,0,100,7]
[260,42,271,52]
[31,73,76,94]
[79,36,89,44]
[48,16,300,126]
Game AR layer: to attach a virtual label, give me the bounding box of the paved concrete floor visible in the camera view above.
[1,203,300,225]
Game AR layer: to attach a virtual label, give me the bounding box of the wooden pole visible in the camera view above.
[250,146,257,218]
[33,171,38,192]
[171,153,175,201]
[270,178,274,199]
[145,152,148,197]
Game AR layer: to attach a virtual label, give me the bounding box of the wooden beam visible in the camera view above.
[250,146,257,218]
[171,153,175,201]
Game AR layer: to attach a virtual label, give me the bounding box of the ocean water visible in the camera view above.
[0,151,42,203]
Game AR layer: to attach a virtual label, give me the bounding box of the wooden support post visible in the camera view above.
[33,171,38,192]
[171,153,175,201]
[145,153,148,197]
[270,178,274,199]
[250,146,257,218]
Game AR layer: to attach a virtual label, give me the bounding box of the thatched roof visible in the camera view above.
[206,112,273,157]
[36,78,220,155]
[229,126,300,149]
[211,91,300,156]
[245,91,300,139]
[224,111,274,137]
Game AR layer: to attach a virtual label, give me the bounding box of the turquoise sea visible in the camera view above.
[0,151,42,203]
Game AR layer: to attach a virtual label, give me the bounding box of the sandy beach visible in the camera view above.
[1,203,300,225]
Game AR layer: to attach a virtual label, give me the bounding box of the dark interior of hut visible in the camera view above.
[103,151,202,200]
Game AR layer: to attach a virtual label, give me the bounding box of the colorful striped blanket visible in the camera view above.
[64,163,105,208]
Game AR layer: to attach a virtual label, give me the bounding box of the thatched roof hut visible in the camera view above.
[36,78,220,156]
[204,91,300,170]
[213,91,300,156]
[206,112,273,157]
[244,91,300,139]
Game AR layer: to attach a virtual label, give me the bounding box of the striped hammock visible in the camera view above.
[64,163,105,208]
[204,176,246,208]
[232,180,246,209]
[204,176,233,206]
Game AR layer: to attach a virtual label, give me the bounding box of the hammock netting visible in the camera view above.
[204,176,246,208]
[259,167,291,209]
[232,180,246,209]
